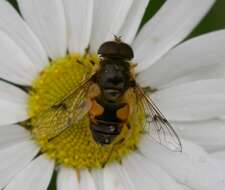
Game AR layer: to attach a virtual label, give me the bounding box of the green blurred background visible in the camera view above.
[5,0,225,189]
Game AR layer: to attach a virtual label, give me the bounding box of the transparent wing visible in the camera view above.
[134,86,182,152]
[32,78,93,141]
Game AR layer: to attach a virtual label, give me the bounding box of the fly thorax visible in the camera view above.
[97,59,130,101]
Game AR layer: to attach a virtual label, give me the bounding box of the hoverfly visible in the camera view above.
[31,36,182,152]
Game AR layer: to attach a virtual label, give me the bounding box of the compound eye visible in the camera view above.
[98,41,134,60]
[98,41,118,57]
[119,43,134,60]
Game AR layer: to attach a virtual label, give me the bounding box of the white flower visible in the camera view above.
[0,0,224,190]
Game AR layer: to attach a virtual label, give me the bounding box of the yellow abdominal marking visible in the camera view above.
[28,53,144,169]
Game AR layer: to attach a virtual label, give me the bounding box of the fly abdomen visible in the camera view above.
[95,97,125,122]
[90,122,121,145]
[89,97,126,145]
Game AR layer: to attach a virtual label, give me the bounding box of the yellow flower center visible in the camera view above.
[28,53,144,169]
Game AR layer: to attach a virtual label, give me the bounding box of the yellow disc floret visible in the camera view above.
[28,53,144,169]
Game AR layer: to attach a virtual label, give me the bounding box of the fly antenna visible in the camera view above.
[113,34,122,43]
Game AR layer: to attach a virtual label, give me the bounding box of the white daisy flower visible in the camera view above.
[0,0,224,190]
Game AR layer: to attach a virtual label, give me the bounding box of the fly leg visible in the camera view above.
[117,123,133,145]
[102,137,126,168]
[101,123,133,168]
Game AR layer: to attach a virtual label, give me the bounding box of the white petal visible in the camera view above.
[0,30,39,85]
[212,151,225,160]
[206,181,225,190]
[123,153,183,190]
[153,95,225,121]
[0,0,48,69]
[5,155,54,190]
[133,0,215,71]
[90,0,133,51]
[209,155,225,189]
[138,30,225,88]
[0,124,30,150]
[0,140,39,189]
[122,157,161,190]
[91,169,104,190]
[80,170,97,190]
[103,163,135,190]
[57,167,79,190]
[172,119,225,152]
[178,185,193,190]
[63,0,93,53]
[57,168,97,190]
[139,137,225,190]
[153,79,225,97]
[17,0,67,59]
[118,0,149,44]
[211,156,225,171]
[152,79,225,121]
[0,81,28,125]
[168,62,225,89]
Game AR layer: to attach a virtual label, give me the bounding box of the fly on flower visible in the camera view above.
[30,36,182,154]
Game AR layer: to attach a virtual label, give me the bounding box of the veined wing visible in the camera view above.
[32,77,93,141]
[134,85,182,152]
